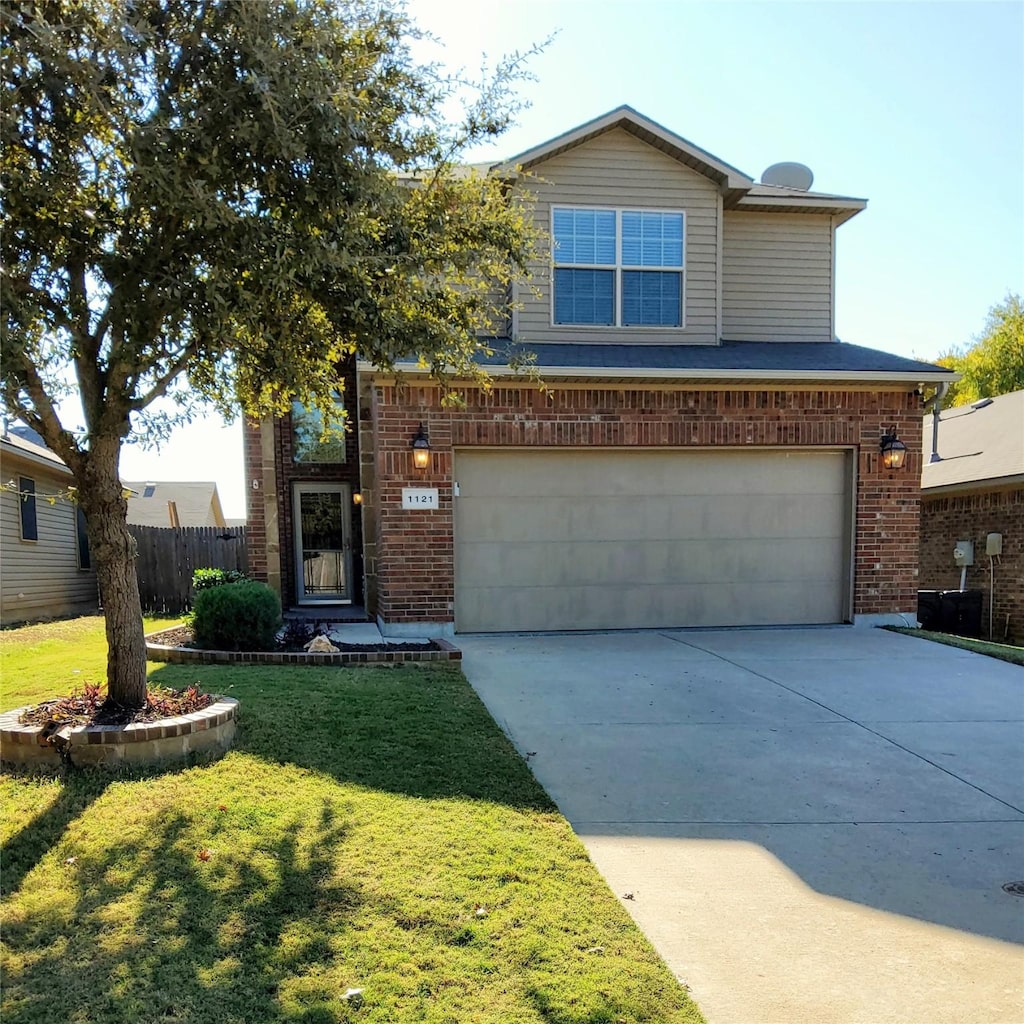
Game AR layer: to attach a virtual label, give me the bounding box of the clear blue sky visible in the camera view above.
[122,0,1024,517]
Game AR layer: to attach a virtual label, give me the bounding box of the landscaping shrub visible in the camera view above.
[192,567,250,592]
[189,581,281,651]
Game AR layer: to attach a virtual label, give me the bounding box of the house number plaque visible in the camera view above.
[401,487,439,510]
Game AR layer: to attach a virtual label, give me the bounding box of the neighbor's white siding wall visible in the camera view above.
[722,211,834,342]
[0,459,97,624]
[517,128,720,345]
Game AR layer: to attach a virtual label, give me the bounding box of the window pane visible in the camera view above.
[292,396,346,463]
[19,477,37,541]
[622,271,682,326]
[621,211,684,267]
[76,505,91,569]
[554,268,615,325]
[553,208,615,265]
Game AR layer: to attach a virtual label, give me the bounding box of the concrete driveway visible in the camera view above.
[458,627,1024,1024]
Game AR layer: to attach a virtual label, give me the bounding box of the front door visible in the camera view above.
[293,483,352,604]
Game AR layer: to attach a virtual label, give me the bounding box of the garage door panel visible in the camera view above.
[457,579,844,632]
[663,493,843,540]
[663,537,842,585]
[457,498,574,543]
[454,450,850,631]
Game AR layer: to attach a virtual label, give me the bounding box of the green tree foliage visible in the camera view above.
[936,293,1024,408]
[0,0,544,704]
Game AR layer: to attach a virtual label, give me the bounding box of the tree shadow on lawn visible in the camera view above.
[3,660,549,926]
[2,772,113,898]
[3,800,361,1024]
[150,662,557,811]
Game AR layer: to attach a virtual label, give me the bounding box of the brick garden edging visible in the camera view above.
[145,634,462,666]
[0,698,239,770]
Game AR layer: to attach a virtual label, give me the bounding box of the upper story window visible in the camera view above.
[292,393,346,464]
[552,207,685,327]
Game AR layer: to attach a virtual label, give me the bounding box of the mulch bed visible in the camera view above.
[19,682,214,728]
[148,626,434,654]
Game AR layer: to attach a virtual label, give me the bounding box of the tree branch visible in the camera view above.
[4,351,86,476]
[129,342,200,412]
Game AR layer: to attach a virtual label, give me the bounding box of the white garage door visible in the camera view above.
[454,449,851,632]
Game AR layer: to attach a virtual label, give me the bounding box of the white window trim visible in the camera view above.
[550,204,687,330]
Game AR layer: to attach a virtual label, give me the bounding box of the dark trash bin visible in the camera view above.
[918,589,984,638]
[916,590,943,631]
[940,590,983,638]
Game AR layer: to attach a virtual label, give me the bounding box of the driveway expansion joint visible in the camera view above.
[660,631,1024,818]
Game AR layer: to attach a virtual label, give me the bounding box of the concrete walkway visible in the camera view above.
[458,627,1024,1024]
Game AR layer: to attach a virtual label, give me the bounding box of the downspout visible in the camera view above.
[922,382,950,462]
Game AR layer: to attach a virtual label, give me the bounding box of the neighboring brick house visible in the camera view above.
[245,106,955,635]
[920,390,1024,644]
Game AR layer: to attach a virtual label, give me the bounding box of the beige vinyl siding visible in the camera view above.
[517,128,720,345]
[1,461,98,624]
[722,212,834,342]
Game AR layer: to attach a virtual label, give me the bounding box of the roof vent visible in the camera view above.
[761,162,814,191]
[970,397,993,410]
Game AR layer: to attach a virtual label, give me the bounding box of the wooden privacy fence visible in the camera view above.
[129,525,249,614]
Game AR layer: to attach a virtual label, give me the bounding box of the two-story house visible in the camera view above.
[244,106,955,635]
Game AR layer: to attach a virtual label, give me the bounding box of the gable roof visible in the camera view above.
[494,105,866,221]
[498,105,754,192]
[0,423,72,476]
[122,481,227,528]
[921,390,1024,493]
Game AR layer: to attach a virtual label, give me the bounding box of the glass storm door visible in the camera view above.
[293,483,352,604]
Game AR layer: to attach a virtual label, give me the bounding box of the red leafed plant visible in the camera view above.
[145,684,211,717]
[20,681,213,727]
[19,682,105,726]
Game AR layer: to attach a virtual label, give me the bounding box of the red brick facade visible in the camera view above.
[366,383,924,627]
[244,359,363,609]
[920,487,1024,644]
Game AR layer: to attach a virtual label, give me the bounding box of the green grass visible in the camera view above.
[1,617,703,1024]
[883,625,1024,666]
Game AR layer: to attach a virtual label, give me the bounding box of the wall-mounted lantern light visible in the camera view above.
[352,492,363,506]
[411,423,430,470]
[879,429,907,470]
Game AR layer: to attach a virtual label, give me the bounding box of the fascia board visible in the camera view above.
[358,361,959,385]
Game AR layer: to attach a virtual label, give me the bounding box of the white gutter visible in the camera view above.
[359,361,958,384]
[921,473,1024,497]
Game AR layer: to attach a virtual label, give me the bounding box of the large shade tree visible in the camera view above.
[1,0,543,706]
[936,293,1024,407]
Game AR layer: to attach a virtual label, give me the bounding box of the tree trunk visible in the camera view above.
[78,441,148,708]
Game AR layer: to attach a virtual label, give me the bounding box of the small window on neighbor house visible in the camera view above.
[18,477,37,541]
[292,393,347,464]
[143,484,156,498]
[76,505,91,570]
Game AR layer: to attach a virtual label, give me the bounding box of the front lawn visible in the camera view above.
[1,617,702,1024]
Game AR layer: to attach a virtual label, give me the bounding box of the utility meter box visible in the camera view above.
[986,533,1003,556]
[953,540,974,567]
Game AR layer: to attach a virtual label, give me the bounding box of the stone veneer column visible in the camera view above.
[258,417,282,597]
